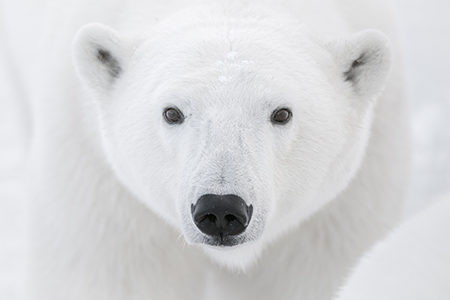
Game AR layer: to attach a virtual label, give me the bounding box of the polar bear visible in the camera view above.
[0,0,409,299]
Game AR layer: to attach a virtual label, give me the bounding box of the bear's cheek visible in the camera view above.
[93,98,182,222]
[268,109,350,218]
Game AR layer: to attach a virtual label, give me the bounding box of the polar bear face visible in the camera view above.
[73,8,391,270]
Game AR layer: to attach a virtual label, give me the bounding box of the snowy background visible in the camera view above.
[1,0,449,299]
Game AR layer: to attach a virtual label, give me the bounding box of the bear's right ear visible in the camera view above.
[72,23,134,95]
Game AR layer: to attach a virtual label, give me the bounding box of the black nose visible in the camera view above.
[191,194,253,238]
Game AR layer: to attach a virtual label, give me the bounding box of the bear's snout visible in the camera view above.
[191,194,253,244]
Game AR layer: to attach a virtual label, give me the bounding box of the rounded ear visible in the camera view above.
[329,29,392,98]
[72,23,133,95]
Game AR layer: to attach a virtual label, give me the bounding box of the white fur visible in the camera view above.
[0,0,410,299]
[335,194,450,300]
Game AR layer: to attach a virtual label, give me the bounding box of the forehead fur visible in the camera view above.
[121,4,336,112]
[131,4,329,77]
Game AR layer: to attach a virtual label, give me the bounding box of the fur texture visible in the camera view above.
[0,0,410,299]
[335,194,450,300]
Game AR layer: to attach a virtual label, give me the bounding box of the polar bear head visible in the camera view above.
[72,6,391,270]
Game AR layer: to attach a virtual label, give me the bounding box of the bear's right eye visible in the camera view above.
[163,107,185,125]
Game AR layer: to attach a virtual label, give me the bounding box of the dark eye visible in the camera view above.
[163,107,184,124]
[271,108,292,125]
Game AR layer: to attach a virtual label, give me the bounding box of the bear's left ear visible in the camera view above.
[329,29,392,98]
[72,23,135,95]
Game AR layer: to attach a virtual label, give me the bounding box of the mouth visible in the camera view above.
[201,234,246,247]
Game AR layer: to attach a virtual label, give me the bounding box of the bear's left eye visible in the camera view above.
[163,107,185,125]
[271,108,292,125]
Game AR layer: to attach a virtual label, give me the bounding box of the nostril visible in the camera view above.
[225,214,237,224]
[206,214,216,223]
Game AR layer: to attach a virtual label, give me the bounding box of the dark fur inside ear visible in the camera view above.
[96,48,122,78]
[330,29,392,98]
[72,23,132,94]
[344,54,366,83]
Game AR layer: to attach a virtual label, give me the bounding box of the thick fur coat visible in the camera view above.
[0,0,410,299]
[335,195,450,300]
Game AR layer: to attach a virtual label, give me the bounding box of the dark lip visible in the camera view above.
[201,235,243,247]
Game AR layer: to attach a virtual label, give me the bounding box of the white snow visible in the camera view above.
[226,51,238,61]
[219,75,230,83]
[0,44,28,299]
[1,0,449,298]
[391,0,450,214]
